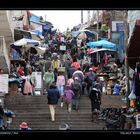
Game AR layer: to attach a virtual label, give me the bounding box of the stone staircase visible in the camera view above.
[4,93,125,130]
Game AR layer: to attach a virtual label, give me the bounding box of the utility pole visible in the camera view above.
[81,10,83,24]
[97,10,99,40]
[87,10,90,25]
[45,14,47,21]
[124,10,130,108]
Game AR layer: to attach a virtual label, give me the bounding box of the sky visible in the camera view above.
[30,10,91,32]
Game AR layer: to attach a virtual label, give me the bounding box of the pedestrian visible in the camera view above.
[113,80,121,95]
[16,64,24,76]
[63,85,75,113]
[47,84,60,122]
[86,68,97,95]
[51,55,62,82]
[56,72,66,107]
[63,58,72,79]
[23,71,33,95]
[103,53,109,66]
[72,68,84,83]
[92,77,103,93]
[71,77,82,111]
[68,65,76,79]
[10,47,20,60]
[70,37,77,47]
[67,78,74,87]
[89,83,101,122]
[0,100,4,130]
[72,68,84,95]
[19,122,32,130]
[43,67,55,93]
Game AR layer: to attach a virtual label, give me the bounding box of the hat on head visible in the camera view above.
[89,68,92,71]
[74,77,78,80]
[19,122,29,129]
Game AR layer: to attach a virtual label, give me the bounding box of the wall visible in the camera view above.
[128,10,140,41]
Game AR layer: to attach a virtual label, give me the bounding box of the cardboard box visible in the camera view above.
[106,89,112,95]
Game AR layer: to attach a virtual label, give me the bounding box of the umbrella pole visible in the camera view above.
[96,10,99,41]
[124,11,130,108]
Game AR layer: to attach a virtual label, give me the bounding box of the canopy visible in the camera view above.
[87,49,94,54]
[86,40,117,50]
[13,38,41,46]
[87,48,116,55]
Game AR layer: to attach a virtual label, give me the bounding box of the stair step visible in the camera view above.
[4,92,125,130]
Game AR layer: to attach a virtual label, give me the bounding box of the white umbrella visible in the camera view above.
[35,47,46,55]
[14,38,41,46]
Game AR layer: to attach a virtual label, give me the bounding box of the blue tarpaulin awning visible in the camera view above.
[86,40,117,50]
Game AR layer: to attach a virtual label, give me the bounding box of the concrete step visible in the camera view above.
[4,92,125,130]
[10,121,105,130]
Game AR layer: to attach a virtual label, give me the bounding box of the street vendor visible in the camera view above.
[113,80,121,95]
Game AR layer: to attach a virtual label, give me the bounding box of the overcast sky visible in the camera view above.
[30,10,91,32]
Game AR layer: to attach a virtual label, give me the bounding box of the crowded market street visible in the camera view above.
[0,10,140,131]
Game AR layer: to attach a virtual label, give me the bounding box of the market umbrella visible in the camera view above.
[27,46,46,55]
[86,40,117,50]
[14,38,41,46]
[35,47,46,55]
[76,30,97,39]
[87,48,116,55]
[71,31,81,37]
[87,49,95,54]
[72,62,81,69]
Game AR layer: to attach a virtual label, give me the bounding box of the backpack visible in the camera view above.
[72,83,80,92]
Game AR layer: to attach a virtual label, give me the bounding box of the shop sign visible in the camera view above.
[116,23,124,32]
[60,45,66,51]
[32,72,42,90]
[0,74,8,93]
[112,21,124,32]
